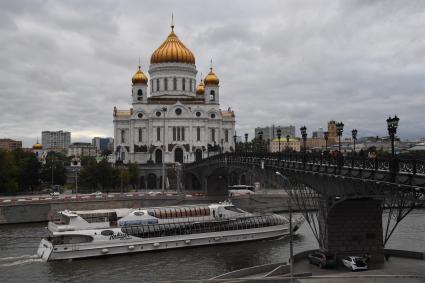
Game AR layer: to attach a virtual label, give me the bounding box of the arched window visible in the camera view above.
[189,79,193,92]
[182,78,186,91]
[137,89,143,101]
[156,79,160,91]
[210,90,215,101]
[173,78,177,90]
[164,78,168,91]
[174,148,183,163]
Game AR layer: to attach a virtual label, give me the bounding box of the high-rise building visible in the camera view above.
[41,131,71,149]
[92,137,114,152]
[327,121,337,143]
[67,142,97,157]
[0,138,22,151]
[254,125,296,140]
[312,127,325,138]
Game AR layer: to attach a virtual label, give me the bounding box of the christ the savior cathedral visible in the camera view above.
[113,24,236,167]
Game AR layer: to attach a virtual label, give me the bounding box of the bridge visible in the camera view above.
[184,152,425,262]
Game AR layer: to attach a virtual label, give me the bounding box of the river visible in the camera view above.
[0,210,424,282]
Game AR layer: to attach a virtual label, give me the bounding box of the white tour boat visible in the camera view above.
[37,201,304,261]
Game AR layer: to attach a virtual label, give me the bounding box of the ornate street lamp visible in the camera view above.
[324,131,329,152]
[286,134,290,151]
[277,128,282,155]
[336,121,344,152]
[352,129,358,154]
[387,115,400,158]
[244,133,248,153]
[300,126,307,152]
[233,131,237,154]
[161,106,167,192]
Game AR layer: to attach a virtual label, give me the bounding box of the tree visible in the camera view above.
[96,159,112,192]
[79,158,97,190]
[128,162,139,190]
[0,150,18,194]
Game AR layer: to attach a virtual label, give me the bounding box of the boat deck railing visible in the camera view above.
[121,214,287,239]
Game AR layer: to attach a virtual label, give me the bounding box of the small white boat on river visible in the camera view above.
[37,201,304,261]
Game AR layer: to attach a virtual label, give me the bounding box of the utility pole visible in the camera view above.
[162,107,167,192]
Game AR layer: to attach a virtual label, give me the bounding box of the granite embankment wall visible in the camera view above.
[0,193,295,224]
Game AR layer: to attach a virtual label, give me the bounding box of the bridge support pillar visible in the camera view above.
[319,198,384,263]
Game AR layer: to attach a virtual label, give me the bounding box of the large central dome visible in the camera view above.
[150,26,195,65]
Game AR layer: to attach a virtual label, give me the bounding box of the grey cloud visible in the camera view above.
[1,0,425,147]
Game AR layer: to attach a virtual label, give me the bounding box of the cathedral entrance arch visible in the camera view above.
[195,149,203,162]
[155,149,162,164]
[174,148,183,163]
[147,173,157,190]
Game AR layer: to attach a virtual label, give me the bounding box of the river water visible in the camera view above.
[0,210,424,282]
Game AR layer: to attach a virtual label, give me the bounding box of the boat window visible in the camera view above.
[134,211,144,216]
[175,208,181,218]
[53,235,93,244]
[190,207,196,217]
[195,207,201,216]
[101,230,114,236]
[171,209,176,218]
[224,206,244,213]
[148,210,155,217]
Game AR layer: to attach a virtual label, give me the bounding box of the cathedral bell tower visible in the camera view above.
[204,65,220,104]
[132,66,148,104]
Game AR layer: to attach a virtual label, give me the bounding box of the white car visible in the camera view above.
[50,192,60,197]
[342,256,368,271]
[91,191,102,196]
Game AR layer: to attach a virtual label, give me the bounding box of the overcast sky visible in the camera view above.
[1,0,425,147]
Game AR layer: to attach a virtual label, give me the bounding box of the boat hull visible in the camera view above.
[39,225,289,261]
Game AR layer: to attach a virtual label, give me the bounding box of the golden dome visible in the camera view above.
[132,66,148,84]
[150,26,195,65]
[196,79,205,95]
[204,68,219,85]
[33,142,42,150]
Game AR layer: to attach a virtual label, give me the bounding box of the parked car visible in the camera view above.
[307,252,336,268]
[91,191,103,196]
[50,192,60,197]
[342,256,368,271]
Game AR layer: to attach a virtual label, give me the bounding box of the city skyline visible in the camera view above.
[2,1,425,147]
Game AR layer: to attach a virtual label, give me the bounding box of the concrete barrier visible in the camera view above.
[385,249,425,260]
[211,262,286,279]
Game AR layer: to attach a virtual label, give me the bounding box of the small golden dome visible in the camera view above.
[196,79,205,95]
[150,26,195,65]
[204,68,219,85]
[33,143,42,150]
[132,66,148,84]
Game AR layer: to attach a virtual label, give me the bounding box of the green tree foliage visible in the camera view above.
[128,162,139,190]
[0,149,42,194]
[40,153,67,186]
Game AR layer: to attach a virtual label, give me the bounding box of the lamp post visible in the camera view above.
[286,134,290,151]
[386,115,399,158]
[277,128,282,158]
[336,122,344,152]
[221,138,224,154]
[258,131,263,153]
[244,133,248,154]
[275,171,293,282]
[233,131,237,154]
[324,131,329,152]
[300,126,307,153]
[351,129,358,155]
[161,106,167,192]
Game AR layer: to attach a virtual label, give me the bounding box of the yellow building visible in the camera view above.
[270,137,301,152]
